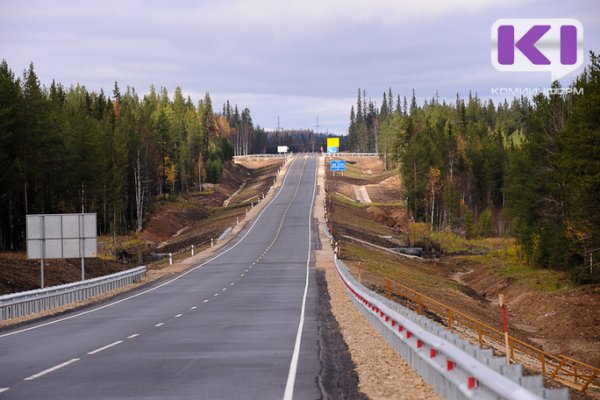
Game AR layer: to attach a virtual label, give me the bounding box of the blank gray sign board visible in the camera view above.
[26,213,97,259]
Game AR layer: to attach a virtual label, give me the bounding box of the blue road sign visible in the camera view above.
[330,160,346,171]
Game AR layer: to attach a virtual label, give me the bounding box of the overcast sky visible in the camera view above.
[1,0,598,133]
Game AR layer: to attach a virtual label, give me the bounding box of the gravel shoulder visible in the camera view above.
[314,157,439,400]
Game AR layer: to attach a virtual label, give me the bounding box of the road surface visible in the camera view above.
[0,156,320,400]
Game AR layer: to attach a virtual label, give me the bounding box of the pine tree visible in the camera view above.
[380,92,389,121]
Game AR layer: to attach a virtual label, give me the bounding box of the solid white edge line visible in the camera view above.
[87,340,123,355]
[24,358,80,381]
[283,157,318,400]
[0,158,298,339]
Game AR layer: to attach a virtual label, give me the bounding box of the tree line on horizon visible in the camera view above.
[347,53,600,280]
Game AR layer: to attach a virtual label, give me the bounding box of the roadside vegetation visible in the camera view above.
[326,156,600,371]
[344,52,600,284]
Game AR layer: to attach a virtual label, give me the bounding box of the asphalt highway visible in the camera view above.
[0,156,320,400]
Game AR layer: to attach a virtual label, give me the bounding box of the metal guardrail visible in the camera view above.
[234,152,379,159]
[332,152,379,157]
[329,242,568,399]
[0,266,146,321]
[331,227,599,393]
[372,273,600,394]
[233,154,288,159]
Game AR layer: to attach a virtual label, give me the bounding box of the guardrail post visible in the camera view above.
[191,245,194,256]
[211,238,214,247]
[236,217,239,225]
[169,253,173,265]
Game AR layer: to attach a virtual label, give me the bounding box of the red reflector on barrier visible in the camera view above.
[399,326,404,332]
[447,360,454,371]
[468,376,477,389]
[391,320,396,327]
[406,331,412,339]
[385,316,389,322]
[417,339,423,348]
[430,349,437,358]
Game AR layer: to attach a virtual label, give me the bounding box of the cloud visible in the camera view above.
[0,0,596,133]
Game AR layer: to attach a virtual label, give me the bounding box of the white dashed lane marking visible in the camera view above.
[88,340,123,355]
[174,314,183,318]
[24,358,80,381]
[127,333,140,339]
[155,322,164,327]
[0,388,9,394]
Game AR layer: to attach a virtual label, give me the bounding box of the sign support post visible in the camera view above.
[40,258,44,288]
[40,216,45,288]
[80,214,85,280]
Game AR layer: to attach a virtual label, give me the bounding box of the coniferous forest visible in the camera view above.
[0,61,340,251]
[347,53,600,280]
[2,54,599,282]
[0,61,272,250]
